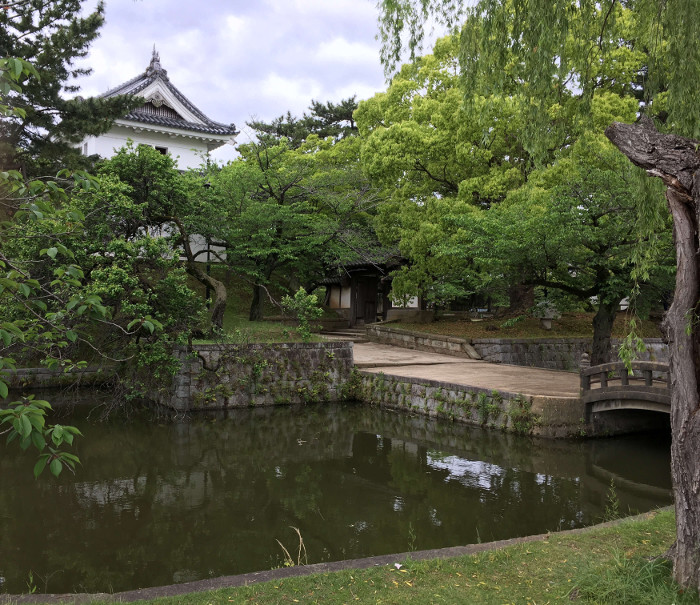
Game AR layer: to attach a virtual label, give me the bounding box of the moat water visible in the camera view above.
[0,401,672,594]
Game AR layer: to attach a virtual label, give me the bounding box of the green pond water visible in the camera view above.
[0,401,672,595]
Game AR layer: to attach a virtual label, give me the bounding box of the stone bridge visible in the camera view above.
[581,361,670,418]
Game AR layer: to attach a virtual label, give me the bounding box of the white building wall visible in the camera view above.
[341,286,351,309]
[327,286,352,310]
[82,125,212,171]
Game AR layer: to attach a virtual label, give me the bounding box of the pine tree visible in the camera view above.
[0,0,139,174]
[247,97,358,148]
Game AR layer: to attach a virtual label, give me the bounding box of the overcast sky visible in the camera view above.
[73,0,401,163]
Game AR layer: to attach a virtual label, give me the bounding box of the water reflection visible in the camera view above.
[0,402,671,594]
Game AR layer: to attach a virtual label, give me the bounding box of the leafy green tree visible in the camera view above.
[208,135,379,321]
[281,287,323,343]
[356,35,529,307]
[376,0,700,588]
[0,57,101,476]
[0,0,139,174]
[93,144,211,337]
[248,97,358,148]
[469,134,673,364]
[0,169,91,477]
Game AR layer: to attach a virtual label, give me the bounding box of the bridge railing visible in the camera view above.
[580,361,670,407]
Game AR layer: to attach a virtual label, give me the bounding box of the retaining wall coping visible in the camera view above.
[176,341,353,353]
[367,324,470,345]
[471,336,666,345]
[370,325,665,347]
[472,337,591,345]
[8,366,107,376]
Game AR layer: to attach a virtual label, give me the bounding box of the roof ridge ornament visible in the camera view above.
[146,44,168,79]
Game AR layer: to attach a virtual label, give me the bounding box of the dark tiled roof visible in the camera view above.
[322,248,403,282]
[101,50,237,137]
[120,110,237,136]
[339,247,403,269]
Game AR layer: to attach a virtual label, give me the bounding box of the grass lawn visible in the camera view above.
[396,311,663,341]
[80,509,699,605]
[189,270,325,344]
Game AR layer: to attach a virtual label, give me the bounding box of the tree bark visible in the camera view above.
[606,116,700,590]
[170,218,228,331]
[249,284,263,321]
[508,283,535,312]
[591,299,618,365]
[185,260,227,331]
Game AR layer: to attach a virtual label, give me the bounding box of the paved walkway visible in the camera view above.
[352,341,580,398]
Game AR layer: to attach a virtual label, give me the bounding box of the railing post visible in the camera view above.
[580,352,591,371]
[580,353,591,391]
[620,364,629,386]
[581,373,590,391]
[644,369,653,386]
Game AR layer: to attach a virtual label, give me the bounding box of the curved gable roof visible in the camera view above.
[102,49,238,138]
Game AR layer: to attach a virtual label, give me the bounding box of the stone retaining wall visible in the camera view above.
[355,371,585,438]
[5,366,114,393]
[366,325,480,359]
[161,342,354,411]
[366,325,667,371]
[472,338,668,370]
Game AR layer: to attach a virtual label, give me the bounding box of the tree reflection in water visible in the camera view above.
[0,402,671,594]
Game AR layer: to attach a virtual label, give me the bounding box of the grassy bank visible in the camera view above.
[399,311,663,341]
[77,509,698,605]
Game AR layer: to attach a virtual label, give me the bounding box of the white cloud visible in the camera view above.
[258,73,324,115]
[315,38,378,66]
[70,0,407,141]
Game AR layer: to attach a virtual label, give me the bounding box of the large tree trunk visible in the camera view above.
[591,299,618,366]
[508,283,535,312]
[606,116,700,590]
[171,219,228,332]
[185,261,227,331]
[249,284,263,321]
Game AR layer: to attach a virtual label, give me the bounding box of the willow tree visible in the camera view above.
[377,0,700,590]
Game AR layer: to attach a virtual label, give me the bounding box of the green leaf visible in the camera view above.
[31,430,46,451]
[49,458,63,477]
[9,57,23,78]
[60,452,80,465]
[50,424,64,445]
[33,455,48,479]
[46,247,58,259]
[66,330,78,342]
[65,297,79,310]
[3,322,25,340]
[19,414,32,438]
[0,379,8,399]
[28,412,45,432]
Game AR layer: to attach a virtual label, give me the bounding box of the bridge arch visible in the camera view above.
[581,361,670,419]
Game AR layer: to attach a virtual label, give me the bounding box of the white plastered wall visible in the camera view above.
[82,125,213,171]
